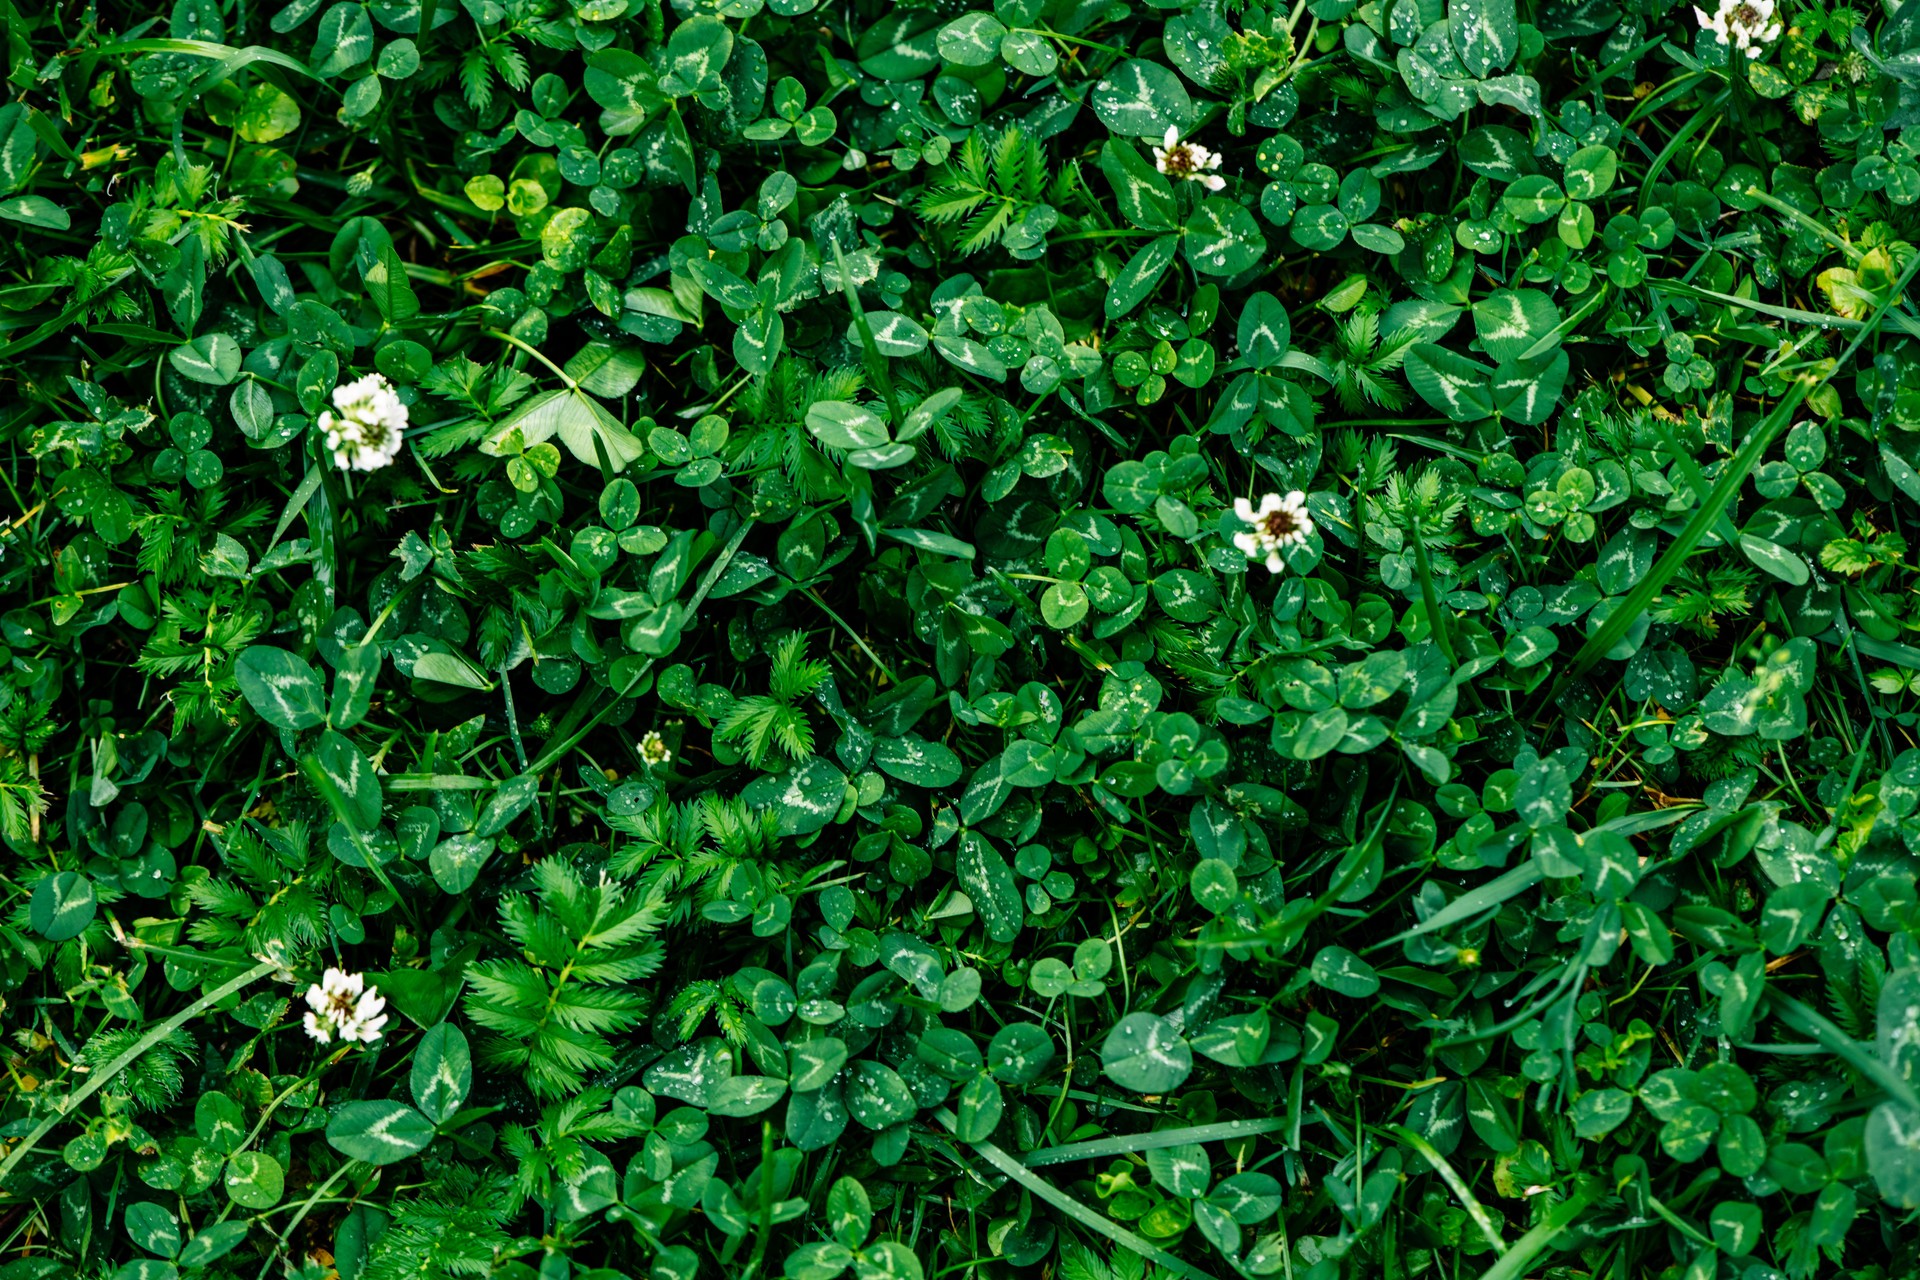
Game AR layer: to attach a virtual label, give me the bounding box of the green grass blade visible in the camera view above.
[0,959,277,1190]
[935,1110,1224,1280]
[89,37,318,79]
[1556,249,1920,691]
[1383,1123,1506,1255]
[1769,991,1920,1112]
[1476,1189,1594,1280]
[1364,863,1541,953]
[1023,1118,1287,1166]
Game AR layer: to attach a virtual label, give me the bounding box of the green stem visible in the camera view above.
[484,328,576,387]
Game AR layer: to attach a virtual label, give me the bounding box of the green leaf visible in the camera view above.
[1738,533,1809,585]
[1185,198,1266,276]
[707,1075,789,1117]
[412,650,493,690]
[1288,203,1348,251]
[846,1061,917,1128]
[1563,145,1617,200]
[411,1023,471,1124]
[168,334,242,386]
[1105,234,1179,318]
[871,735,963,787]
[223,1152,284,1209]
[806,400,890,450]
[234,646,326,730]
[325,1101,435,1165]
[740,756,847,836]
[1472,288,1560,363]
[176,1223,248,1268]
[1571,1088,1634,1138]
[428,834,494,894]
[125,1204,180,1258]
[30,871,97,941]
[1236,291,1291,368]
[1091,59,1191,138]
[1098,139,1177,232]
[363,242,419,322]
[1491,350,1569,425]
[1308,945,1380,997]
[0,195,70,229]
[854,311,930,357]
[304,729,382,831]
[483,387,645,469]
[1449,0,1518,76]
[667,14,733,92]
[1405,344,1495,421]
[1102,1012,1193,1093]
[937,12,1007,66]
[567,341,649,397]
[956,832,1022,943]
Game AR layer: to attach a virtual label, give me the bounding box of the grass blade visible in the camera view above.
[1769,991,1920,1112]
[1023,1118,1287,1166]
[1555,249,1920,692]
[1382,1123,1506,1255]
[0,960,277,1189]
[934,1109,1224,1280]
[1476,1189,1594,1280]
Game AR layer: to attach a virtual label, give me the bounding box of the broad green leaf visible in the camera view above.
[428,834,494,894]
[482,388,645,469]
[1405,344,1496,420]
[305,729,381,831]
[234,646,327,730]
[1450,0,1518,77]
[1185,198,1266,276]
[1105,234,1179,318]
[325,1101,435,1165]
[1098,139,1177,232]
[565,341,648,397]
[124,1204,180,1258]
[871,734,963,787]
[740,756,847,836]
[937,12,1007,66]
[176,1224,248,1268]
[707,1076,789,1117]
[957,832,1022,942]
[1236,292,1291,368]
[0,195,70,229]
[1102,1012,1193,1093]
[30,871,97,941]
[667,14,732,92]
[169,334,242,386]
[1091,59,1191,138]
[853,311,929,357]
[1739,533,1809,585]
[411,1023,472,1123]
[1308,945,1379,997]
[806,400,890,450]
[224,1152,284,1209]
[1571,1088,1633,1138]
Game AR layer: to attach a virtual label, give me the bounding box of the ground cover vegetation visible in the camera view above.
[3,0,1920,1278]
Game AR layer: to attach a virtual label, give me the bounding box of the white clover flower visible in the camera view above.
[318,373,408,472]
[1693,0,1781,56]
[302,967,388,1044]
[638,730,672,767]
[1232,491,1314,573]
[1152,126,1227,192]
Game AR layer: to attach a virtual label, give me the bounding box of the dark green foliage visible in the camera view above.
[6,2,1920,1280]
